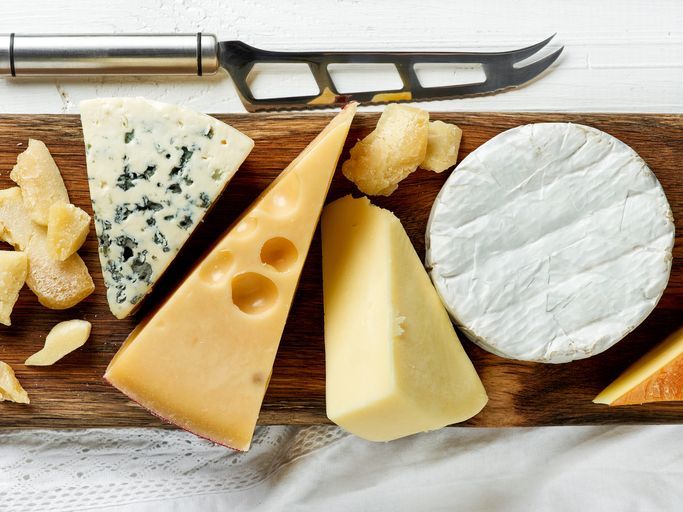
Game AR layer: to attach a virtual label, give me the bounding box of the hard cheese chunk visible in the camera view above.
[0,361,29,404]
[80,97,254,319]
[0,187,35,250]
[25,319,92,366]
[105,104,357,451]
[47,202,91,261]
[10,139,70,226]
[594,326,683,405]
[322,195,487,441]
[26,227,94,309]
[342,105,428,196]
[0,251,28,326]
[0,187,94,309]
[421,120,462,173]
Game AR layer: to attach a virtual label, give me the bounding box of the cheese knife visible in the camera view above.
[0,33,563,112]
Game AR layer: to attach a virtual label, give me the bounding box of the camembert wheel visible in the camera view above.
[426,123,675,363]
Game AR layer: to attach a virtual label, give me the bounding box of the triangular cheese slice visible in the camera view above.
[80,98,254,318]
[594,326,683,405]
[322,196,487,441]
[105,104,357,450]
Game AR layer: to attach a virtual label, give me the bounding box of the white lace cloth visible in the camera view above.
[1,425,682,511]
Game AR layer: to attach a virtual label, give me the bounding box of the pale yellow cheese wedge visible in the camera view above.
[594,326,683,405]
[0,361,29,404]
[47,202,91,261]
[25,319,92,366]
[321,195,488,441]
[342,104,428,196]
[10,139,70,225]
[0,250,28,326]
[0,187,94,309]
[105,103,357,451]
[420,120,462,173]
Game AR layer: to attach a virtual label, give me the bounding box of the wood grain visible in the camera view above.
[0,112,681,429]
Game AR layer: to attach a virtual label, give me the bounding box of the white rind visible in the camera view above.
[426,123,675,363]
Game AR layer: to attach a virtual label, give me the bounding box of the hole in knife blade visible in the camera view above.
[414,63,485,88]
[328,64,403,94]
[246,63,320,99]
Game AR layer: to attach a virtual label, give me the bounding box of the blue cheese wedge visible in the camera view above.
[80,98,254,319]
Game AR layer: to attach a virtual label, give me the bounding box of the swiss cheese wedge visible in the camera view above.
[322,196,487,441]
[594,326,683,405]
[105,104,357,450]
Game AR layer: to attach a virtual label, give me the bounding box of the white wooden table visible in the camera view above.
[1,1,682,511]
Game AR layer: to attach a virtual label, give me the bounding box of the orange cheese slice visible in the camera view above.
[105,104,357,450]
[594,326,683,406]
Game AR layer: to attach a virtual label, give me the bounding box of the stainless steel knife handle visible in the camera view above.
[0,33,219,76]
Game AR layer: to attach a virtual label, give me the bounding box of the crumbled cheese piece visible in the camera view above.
[10,139,70,225]
[0,250,28,326]
[0,361,30,404]
[25,319,92,366]
[0,187,94,309]
[25,228,94,310]
[342,105,429,196]
[47,202,91,261]
[421,120,462,173]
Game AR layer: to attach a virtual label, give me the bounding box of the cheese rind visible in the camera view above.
[322,195,487,441]
[25,319,92,366]
[47,202,91,261]
[105,104,357,451]
[0,361,29,404]
[80,97,254,319]
[10,139,70,226]
[594,326,683,405]
[426,123,675,363]
[0,251,28,326]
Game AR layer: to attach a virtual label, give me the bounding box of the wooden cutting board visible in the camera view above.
[0,112,681,429]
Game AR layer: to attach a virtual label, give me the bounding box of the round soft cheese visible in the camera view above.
[426,123,675,363]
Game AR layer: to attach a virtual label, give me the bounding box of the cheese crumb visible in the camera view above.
[421,120,462,173]
[10,139,70,226]
[47,202,91,261]
[25,319,92,366]
[0,361,30,404]
[0,250,28,326]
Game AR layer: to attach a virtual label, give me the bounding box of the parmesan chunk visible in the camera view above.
[25,228,94,310]
[0,250,28,326]
[0,361,29,404]
[47,202,91,261]
[0,187,94,309]
[342,105,429,196]
[0,187,35,250]
[25,319,92,366]
[420,120,462,173]
[10,139,70,225]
